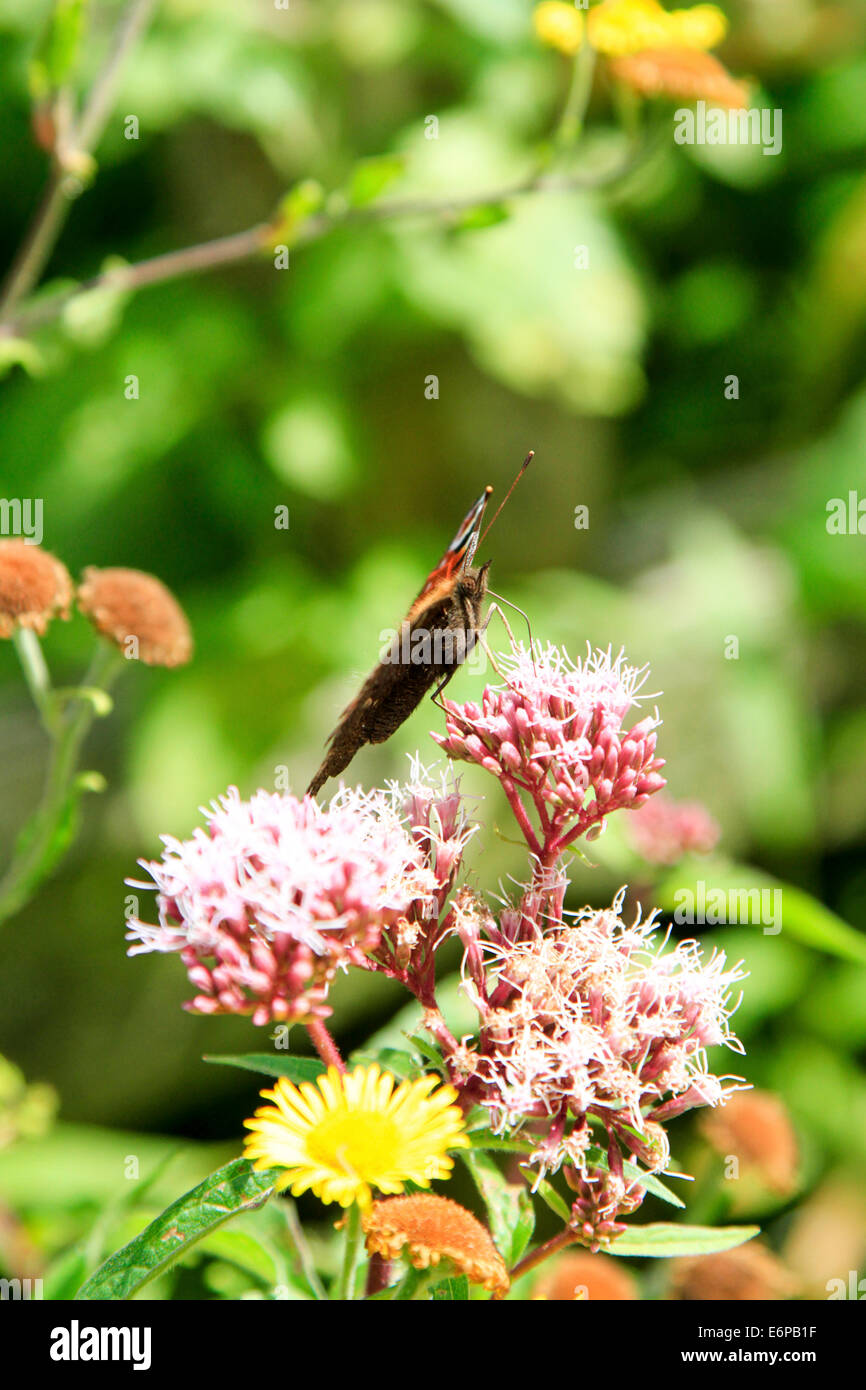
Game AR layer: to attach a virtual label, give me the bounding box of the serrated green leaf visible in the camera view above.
[609,1222,760,1258]
[347,155,406,207]
[203,1054,326,1083]
[460,1149,528,1266]
[431,1273,470,1300]
[75,1159,277,1300]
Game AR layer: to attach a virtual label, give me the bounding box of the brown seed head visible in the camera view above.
[669,1242,800,1300]
[362,1193,510,1296]
[700,1089,799,1196]
[0,541,73,638]
[609,48,751,108]
[77,566,192,667]
[536,1251,638,1301]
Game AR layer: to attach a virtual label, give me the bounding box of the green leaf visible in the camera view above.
[270,179,325,247]
[460,1149,529,1266]
[431,1274,470,1300]
[196,1228,278,1287]
[0,337,45,379]
[42,1247,91,1301]
[583,1144,687,1211]
[348,1046,421,1079]
[527,1173,572,1225]
[29,0,89,99]
[347,155,406,207]
[453,203,510,232]
[404,1033,447,1074]
[656,861,866,965]
[203,1053,326,1083]
[75,1159,278,1300]
[609,1222,760,1258]
[509,1188,536,1266]
[468,1134,536,1155]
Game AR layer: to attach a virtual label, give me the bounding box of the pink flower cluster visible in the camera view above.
[628,794,720,866]
[458,890,746,1186]
[434,643,666,857]
[126,786,436,1024]
[369,761,478,989]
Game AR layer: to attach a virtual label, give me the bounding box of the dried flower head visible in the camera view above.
[363,1194,509,1295]
[0,540,72,638]
[608,48,750,108]
[700,1089,799,1196]
[669,1241,800,1300]
[127,785,437,1023]
[536,1250,638,1300]
[435,643,665,842]
[628,794,720,865]
[77,565,192,666]
[471,890,746,1179]
[243,1066,469,1209]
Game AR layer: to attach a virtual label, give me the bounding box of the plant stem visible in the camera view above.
[12,628,56,733]
[283,1200,328,1301]
[0,0,157,322]
[305,1018,345,1072]
[0,640,123,927]
[509,1227,578,1284]
[555,44,597,148]
[336,1204,363,1301]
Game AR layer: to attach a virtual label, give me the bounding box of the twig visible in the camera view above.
[1,139,648,342]
[0,0,157,321]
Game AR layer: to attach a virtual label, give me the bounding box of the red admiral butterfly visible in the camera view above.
[307,453,532,796]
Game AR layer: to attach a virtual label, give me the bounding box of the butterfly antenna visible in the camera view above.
[479,450,534,546]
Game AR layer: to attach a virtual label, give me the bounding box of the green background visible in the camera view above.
[0,0,865,1297]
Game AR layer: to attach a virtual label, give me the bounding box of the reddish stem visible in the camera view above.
[501,776,542,857]
[365,1252,392,1297]
[508,1227,578,1285]
[305,1018,345,1073]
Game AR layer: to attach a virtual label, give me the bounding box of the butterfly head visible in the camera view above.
[448,485,493,575]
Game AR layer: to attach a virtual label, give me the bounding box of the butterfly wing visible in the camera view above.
[407,486,491,621]
[306,488,492,797]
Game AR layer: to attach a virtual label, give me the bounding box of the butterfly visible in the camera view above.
[306,454,532,797]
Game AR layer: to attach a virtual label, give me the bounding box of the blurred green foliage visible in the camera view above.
[1,0,865,1297]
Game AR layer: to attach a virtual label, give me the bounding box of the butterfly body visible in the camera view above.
[306,489,492,796]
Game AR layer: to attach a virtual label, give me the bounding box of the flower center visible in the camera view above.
[308,1111,401,1177]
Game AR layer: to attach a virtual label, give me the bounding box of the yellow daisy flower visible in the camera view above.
[242,1064,470,1209]
[533,2,585,57]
